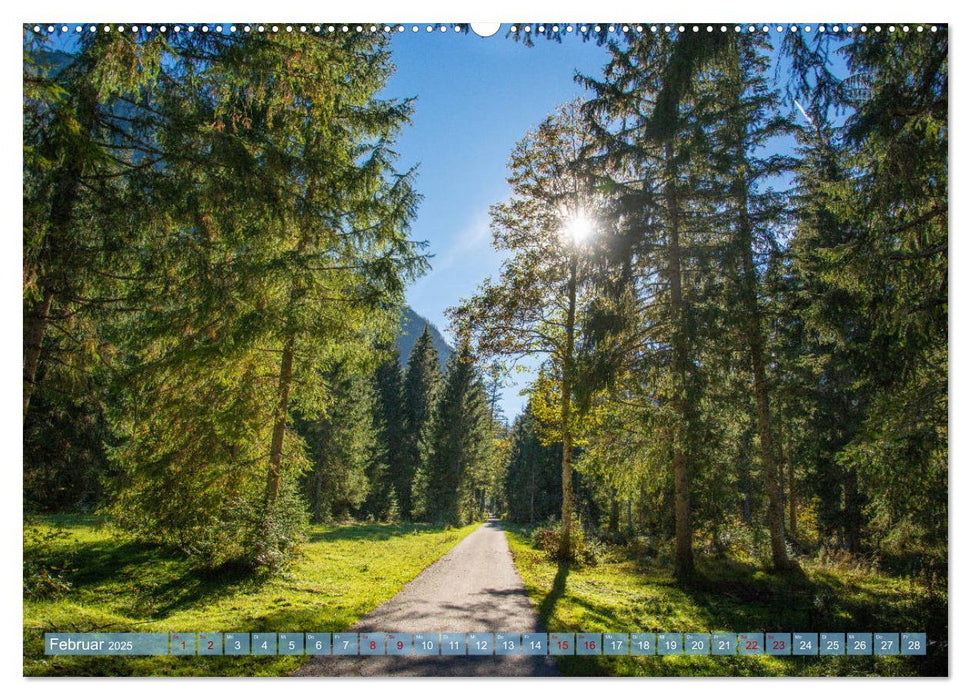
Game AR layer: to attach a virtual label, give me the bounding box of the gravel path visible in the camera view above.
[293,520,557,677]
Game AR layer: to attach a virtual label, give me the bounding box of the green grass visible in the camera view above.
[506,529,947,677]
[24,516,481,676]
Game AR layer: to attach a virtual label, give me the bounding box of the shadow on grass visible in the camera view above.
[148,562,263,618]
[305,522,457,544]
[537,561,570,629]
[27,535,265,621]
[659,557,947,676]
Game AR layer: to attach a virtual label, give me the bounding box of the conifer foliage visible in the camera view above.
[462,27,947,574]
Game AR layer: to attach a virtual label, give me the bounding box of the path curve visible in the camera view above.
[293,520,556,676]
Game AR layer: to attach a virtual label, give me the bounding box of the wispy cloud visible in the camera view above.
[432,212,493,274]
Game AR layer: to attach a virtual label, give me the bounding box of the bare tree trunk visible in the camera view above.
[529,457,535,523]
[844,467,861,553]
[609,488,620,533]
[312,466,325,522]
[740,431,753,525]
[558,255,577,560]
[749,339,790,569]
[788,452,797,537]
[665,142,694,579]
[735,181,790,571]
[23,288,54,418]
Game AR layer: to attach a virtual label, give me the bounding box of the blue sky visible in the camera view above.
[383,29,612,420]
[381,29,834,420]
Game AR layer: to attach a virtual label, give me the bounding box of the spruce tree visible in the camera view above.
[785,29,948,554]
[707,34,796,569]
[301,364,381,522]
[372,350,407,518]
[100,30,426,568]
[579,33,717,577]
[401,325,442,518]
[424,348,492,525]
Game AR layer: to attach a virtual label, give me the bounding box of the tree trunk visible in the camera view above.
[558,255,578,560]
[735,178,790,571]
[788,452,797,537]
[24,88,94,420]
[529,455,535,523]
[664,141,694,579]
[750,342,790,569]
[265,332,295,507]
[23,288,54,418]
[740,432,753,525]
[312,466,325,522]
[664,142,694,577]
[844,467,861,553]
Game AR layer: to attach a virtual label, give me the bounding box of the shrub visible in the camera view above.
[532,527,559,554]
[236,478,308,574]
[532,521,604,566]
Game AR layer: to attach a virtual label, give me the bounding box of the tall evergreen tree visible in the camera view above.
[371,350,407,518]
[579,34,719,577]
[300,364,382,522]
[23,31,164,420]
[706,34,796,569]
[423,348,493,526]
[785,29,948,554]
[401,324,442,519]
[101,30,425,568]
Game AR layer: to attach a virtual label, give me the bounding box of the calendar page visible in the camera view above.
[21,7,948,683]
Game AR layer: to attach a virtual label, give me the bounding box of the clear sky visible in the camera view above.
[382,29,612,421]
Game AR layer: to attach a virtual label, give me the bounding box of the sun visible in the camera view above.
[564,212,594,245]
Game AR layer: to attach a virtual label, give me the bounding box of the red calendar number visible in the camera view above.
[745,640,758,650]
[369,640,377,650]
[772,640,785,650]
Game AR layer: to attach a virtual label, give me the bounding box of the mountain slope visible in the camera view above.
[396,307,452,371]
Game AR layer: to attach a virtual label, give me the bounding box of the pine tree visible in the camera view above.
[301,364,380,522]
[372,350,408,518]
[100,30,425,568]
[401,325,442,518]
[423,348,493,525]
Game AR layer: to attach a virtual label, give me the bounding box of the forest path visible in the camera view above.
[293,519,557,676]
